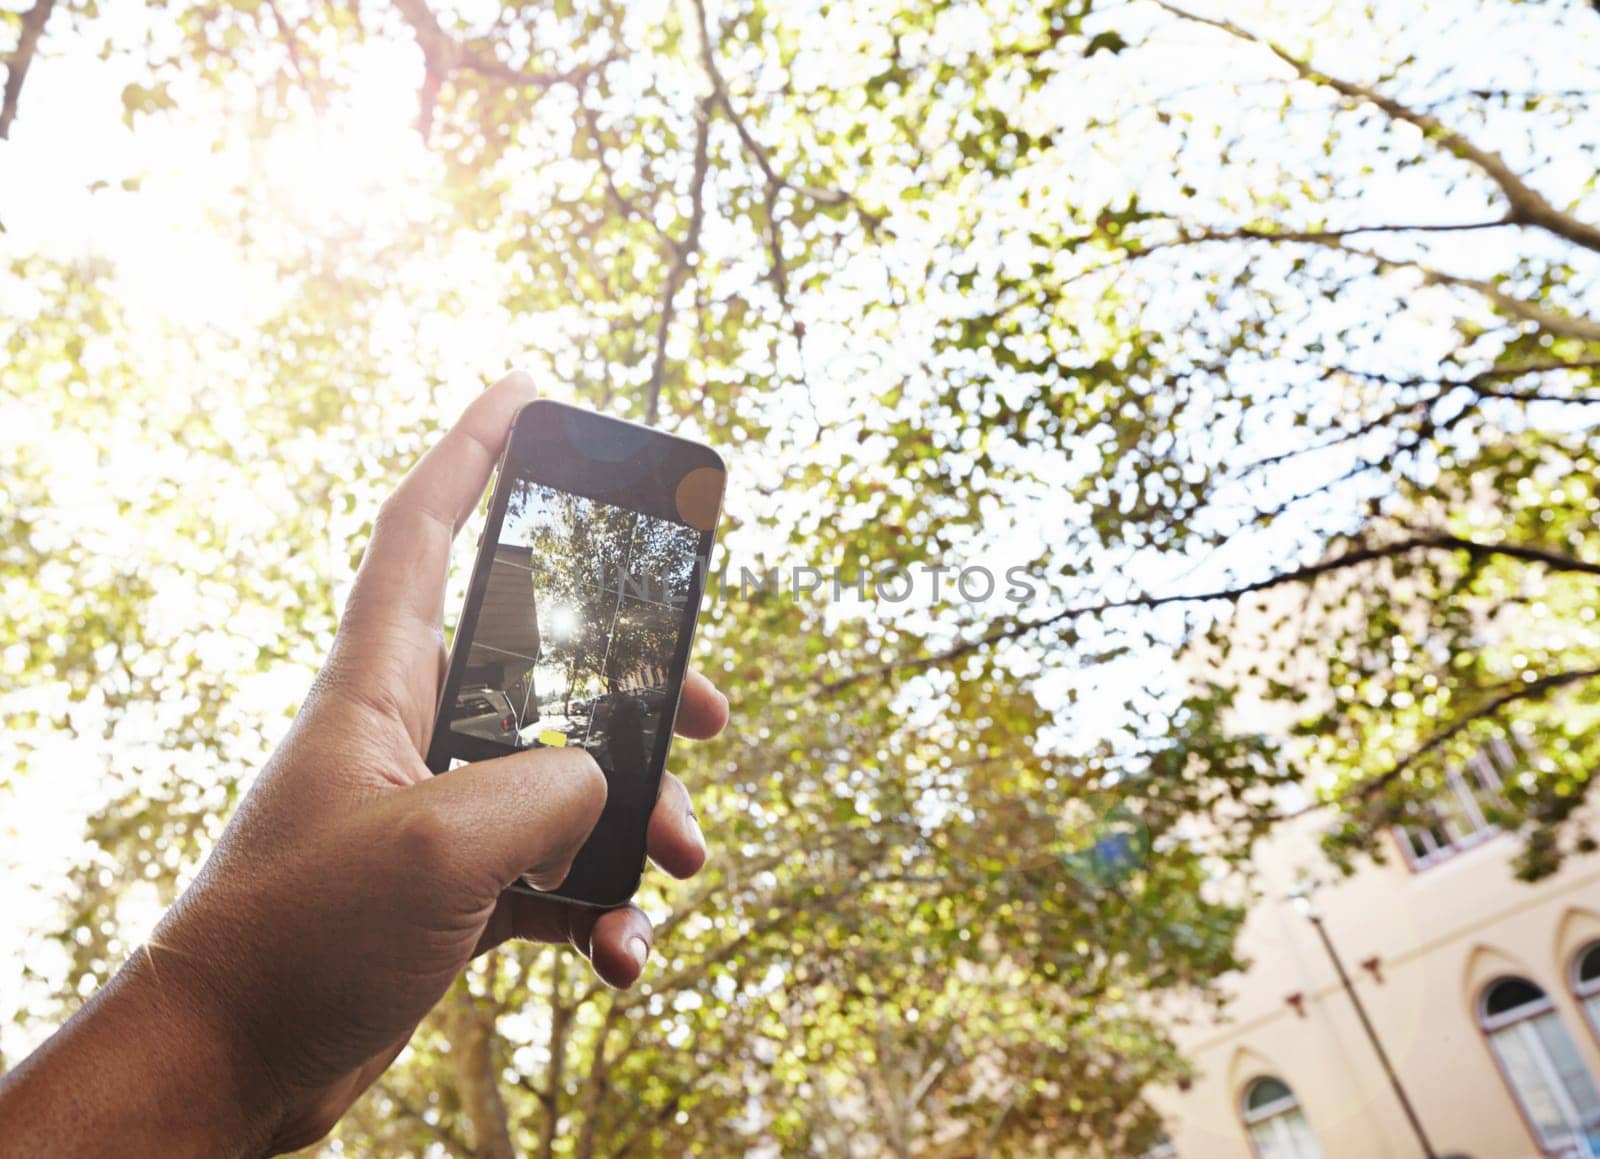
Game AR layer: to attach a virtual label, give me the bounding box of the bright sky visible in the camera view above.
[2,0,1596,1063]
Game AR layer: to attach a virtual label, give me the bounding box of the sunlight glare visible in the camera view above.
[549,603,581,641]
[260,42,432,234]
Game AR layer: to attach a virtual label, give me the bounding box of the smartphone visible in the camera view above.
[426,399,726,908]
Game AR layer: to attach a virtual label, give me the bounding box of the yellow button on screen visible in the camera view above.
[538,729,568,748]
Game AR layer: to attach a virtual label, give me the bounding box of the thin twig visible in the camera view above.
[819,533,1600,693]
[392,0,605,136]
[1234,357,1600,478]
[375,1081,475,1154]
[1152,1,1600,255]
[262,0,314,102]
[688,0,883,231]
[0,0,56,140]
[1357,667,1600,798]
[1124,227,1600,343]
[643,99,712,426]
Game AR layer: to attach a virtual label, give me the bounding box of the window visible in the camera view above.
[1241,1077,1324,1159]
[1575,943,1600,1039]
[1480,976,1600,1155]
[1397,737,1516,869]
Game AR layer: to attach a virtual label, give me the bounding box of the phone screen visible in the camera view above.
[427,401,723,906]
[448,479,704,758]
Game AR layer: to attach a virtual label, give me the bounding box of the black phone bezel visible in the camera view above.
[424,398,724,908]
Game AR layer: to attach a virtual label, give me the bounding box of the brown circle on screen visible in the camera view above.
[675,467,724,531]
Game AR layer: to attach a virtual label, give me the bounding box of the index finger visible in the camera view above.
[346,373,537,635]
[674,668,729,740]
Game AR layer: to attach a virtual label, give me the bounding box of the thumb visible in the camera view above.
[404,747,608,893]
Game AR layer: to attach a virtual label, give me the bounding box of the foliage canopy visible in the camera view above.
[1,0,1597,1153]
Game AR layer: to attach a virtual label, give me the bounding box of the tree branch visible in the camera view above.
[444,985,517,1159]
[391,0,603,134]
[820,533,1600,693]
[571,999,626,1159]
[687,0,884,231]
[1238,356,1600,476]
[1231,381,1439,478]
[1153,1,1600,255]
[1133,220,1511,254]
[263,0,314,103]
[375,1082,476,1156]
[643,98,712,426]
[1142,228,1600,343]
[1332,358,1600,393]
[1426,87,1600,111]
[1386,256,1600,344]
[1407,532,1600,578]
[534,956,575,1159]
[1358,666,1600,798]
[603,1085,687,1159]
[577,102,652,225]
[1,0,55,140]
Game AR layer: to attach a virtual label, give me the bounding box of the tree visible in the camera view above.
[1,0,1596,1154]
[824,0,1600,882]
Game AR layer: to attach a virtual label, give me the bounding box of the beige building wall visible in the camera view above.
[1148,809,1600,1159]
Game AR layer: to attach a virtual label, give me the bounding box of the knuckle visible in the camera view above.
[373,490,409,529]
[377,487,452,540]
[308,652,406,726]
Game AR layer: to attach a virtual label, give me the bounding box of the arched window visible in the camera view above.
[1575,943,1600,1034]
[1480,976,1600,1154]
[1240,1076,1323,1159]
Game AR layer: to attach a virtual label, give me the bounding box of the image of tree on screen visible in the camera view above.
[448,479,701,778]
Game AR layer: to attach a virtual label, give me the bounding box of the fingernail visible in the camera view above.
[688,809,706,850]
[627,936,649,970]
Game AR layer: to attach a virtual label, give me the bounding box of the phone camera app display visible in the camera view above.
[446,480,702,788]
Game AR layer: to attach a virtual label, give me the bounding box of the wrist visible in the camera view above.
[0,943,285,1158]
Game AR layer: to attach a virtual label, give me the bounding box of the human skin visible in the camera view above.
[0,373,729,1156]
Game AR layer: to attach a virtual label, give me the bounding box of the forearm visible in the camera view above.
[0,946,281,1159]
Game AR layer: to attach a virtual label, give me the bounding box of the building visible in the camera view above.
[463,543,541,720]
[1147,745,1600,1159]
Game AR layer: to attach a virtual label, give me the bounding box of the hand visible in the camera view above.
[0,373,729,1158]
